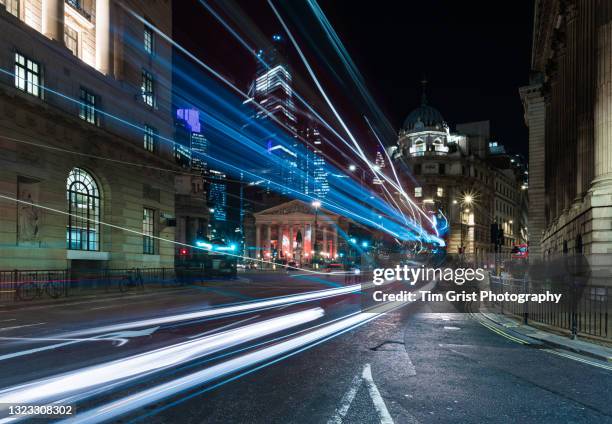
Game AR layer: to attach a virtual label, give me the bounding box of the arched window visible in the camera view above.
[67,168,100,251]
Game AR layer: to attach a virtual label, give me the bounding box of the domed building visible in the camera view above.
[391,82,527,265]
[397,89,450,157]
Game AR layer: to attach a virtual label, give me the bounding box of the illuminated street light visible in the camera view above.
[348,164,357,172]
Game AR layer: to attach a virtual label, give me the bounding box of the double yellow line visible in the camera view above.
[467,305,528,345]
[467,302,612,371]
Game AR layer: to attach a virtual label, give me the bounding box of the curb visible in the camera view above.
[478,312,612,363]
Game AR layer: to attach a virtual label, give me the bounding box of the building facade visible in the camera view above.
[393,93,527,264]
[521,0,612,267]
[248,199,347,266]
[0,0,178,273]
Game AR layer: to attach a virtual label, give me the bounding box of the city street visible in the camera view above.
[0,277,610,423]
[1,0,612,422]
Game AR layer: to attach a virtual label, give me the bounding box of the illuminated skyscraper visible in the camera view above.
[253,34,297,132]
[372,149,386,185]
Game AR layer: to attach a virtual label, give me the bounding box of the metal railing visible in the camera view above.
[489,275,610,340]
[0,268,176,303]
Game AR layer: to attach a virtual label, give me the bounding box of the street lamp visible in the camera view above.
[348,164,357,172]
[458,191,477,262]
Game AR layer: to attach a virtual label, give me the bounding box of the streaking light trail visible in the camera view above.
[0,309,324,411]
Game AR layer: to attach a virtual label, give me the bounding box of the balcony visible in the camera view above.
[65,0,93,22]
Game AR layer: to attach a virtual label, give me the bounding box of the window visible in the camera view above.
[14,52,41,97]
[143,208,155,254]
[64,26,79,56]
[414,187,422,198]
[79,88,98,125]
[143,125,157,152]
[439,164,445,175]
[67,168,100,251]
[144,26,154,55]
[413,164,421,175]
[1,0,19,17]
[141,69,154,106]
[437,187,444,197]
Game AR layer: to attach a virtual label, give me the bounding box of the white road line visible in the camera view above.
[443,326,461,330]
[0,323,45,332]
[327,373,363,424]
[363,364,394,424]
[405,353,417,376]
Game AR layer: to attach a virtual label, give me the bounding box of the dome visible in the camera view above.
[402,104,446,132]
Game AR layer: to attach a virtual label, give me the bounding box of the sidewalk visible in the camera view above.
[478,310,612,363]
[0,277,254,310]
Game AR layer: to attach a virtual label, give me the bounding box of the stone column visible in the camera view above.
[42,0,64,42]
[310,222,316,254]
[96,0,113,75]
[255,224,261,258]
[266,224,272,259]
[520,82,546,262]
[289,225,294,257]
[590,15,612,255]
[322,227,327,258]
[332,225,338,258]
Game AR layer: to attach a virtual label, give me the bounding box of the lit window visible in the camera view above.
[143,125,157,152]
[143,208,155,254]
[14,52,41,97]
[79,88,98,125]
[64,26,79,57]
[414,187,422,197]
[144,26,154,55]
[2,0,19,17]
[67,168,100,251]
[141,69,154,107]
[437,187,444,197]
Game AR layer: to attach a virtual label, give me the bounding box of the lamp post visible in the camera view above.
[312,200,321,267]
[457,193,474,263]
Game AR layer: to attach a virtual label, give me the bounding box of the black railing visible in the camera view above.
[0,268,176,303]
[489,276,610,340]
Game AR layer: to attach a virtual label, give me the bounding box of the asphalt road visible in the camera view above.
[0,274,610,424]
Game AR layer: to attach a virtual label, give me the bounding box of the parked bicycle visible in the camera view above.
[17,274,64,301]
[119,269,144,293]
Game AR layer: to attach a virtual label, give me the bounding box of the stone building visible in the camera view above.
[520,0,612,264]
[249,199,343,265]
[392,92,527,264]
[0,0,178,273]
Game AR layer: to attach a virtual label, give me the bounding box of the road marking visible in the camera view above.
[328,364,395,424]
[544,349,612,371]
[0,326,160,361]
[443,326,461,330]
[328,374,362,424]
[0,323,46,332]
[363,364,394,424]
[405,353,417,376]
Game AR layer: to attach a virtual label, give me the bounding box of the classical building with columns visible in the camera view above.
[521,0,612,266]
[0,0,179,273]
[248,199,350,265]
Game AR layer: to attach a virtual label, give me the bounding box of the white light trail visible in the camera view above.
[266,1,438,237]
[58,284,361,338]
[57,305,399,424]
[0,309,324,410]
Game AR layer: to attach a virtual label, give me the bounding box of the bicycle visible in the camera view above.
[17,274,64,301]
[119,269,144,293]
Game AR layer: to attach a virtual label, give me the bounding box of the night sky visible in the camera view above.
[173,1,534,157]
